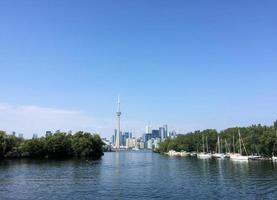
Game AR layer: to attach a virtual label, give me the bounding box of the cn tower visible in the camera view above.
[115,96,121,149]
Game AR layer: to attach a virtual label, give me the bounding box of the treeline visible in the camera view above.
[0,131,104,160]
[158,120,277,157]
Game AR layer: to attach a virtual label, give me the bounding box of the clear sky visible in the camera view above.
[0,0,276,138]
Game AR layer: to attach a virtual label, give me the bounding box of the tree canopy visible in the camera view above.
[0,131,104,160]
[158,120,277,157]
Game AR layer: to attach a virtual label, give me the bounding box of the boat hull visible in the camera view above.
[197,153,212,159]
[230,154,248,161]
[212,153,226,159]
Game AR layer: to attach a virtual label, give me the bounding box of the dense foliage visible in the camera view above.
[0,131,104,160]
[158,120,277,157]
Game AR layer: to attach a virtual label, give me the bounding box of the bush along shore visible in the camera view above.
[0,131,104,160]
[158,120,277,158]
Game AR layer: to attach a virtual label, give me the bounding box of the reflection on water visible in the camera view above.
[0,152,277,200]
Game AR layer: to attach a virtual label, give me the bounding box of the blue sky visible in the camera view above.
[0,0,276,138]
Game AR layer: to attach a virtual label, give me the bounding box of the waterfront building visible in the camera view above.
[153,138,161,150]
[147,139,153,150]
[115,96,121,149]
[139,141,145,149]
[18,133,23,139]
[126,138,136,149]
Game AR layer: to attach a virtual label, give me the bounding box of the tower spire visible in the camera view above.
[117,95,120,112]
[115,96,121,149]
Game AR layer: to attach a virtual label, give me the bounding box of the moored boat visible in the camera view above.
[212,136,226,159]
[197,135,211,159]
[248,155,262,160]
[197,152,212,159]
[230,129,249,161]
[230,153,248,161]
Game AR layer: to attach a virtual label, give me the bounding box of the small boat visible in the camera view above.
[189,152,197,156]
[197,136,211,159]
[197,152,212,159]
[212,136,226,159]
[230,129,248,161]
[230,153,248,161]
[213,153,226,159]
[248,155,262,160]
[180,151,189,157]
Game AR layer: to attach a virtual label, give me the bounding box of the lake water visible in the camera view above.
[0,151,277,200]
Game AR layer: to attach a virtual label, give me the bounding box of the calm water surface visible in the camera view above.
[0,151,277,200]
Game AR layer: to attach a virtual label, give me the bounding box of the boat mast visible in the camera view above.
[233,134,235,153]
[220,138,222,154]
[202,135,205,153]
[217,136,220,153]
[239,129,242,155]
[273,129,277,156]
[206,136,209,153]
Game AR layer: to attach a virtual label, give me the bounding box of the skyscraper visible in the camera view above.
[115,96,121,149]
[163,125,168,138]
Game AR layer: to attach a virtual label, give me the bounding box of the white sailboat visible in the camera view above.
[224,139,231,158]
[230,129,248,161]
[213,135,225,159]
[197,136,211,159]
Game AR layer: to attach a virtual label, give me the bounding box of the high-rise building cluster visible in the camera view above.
[110,97,177,151]
[110,124,177,150]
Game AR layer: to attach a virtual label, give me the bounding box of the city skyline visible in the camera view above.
[0,1,277,138]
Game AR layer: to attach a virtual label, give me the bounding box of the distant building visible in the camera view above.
[111,135,115,145]
[163,125,168,138]
[18,133,24,139]
[139,141,145,149]
[126,138,136,149]
[152,130,160,139]
[153,138,161,150]
[12,131,16,136]
[143,133,152,142]
[32,134,38,139]
[147,139,153,150]
[46,131,52,136]
[169,130,177,138]
[113,129,122,146]
[159,127,165,140]
[145,124,152,134]
[121,132,131,146]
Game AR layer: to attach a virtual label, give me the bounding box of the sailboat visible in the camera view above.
[197,136,211,159]
[272,130,277,162]
[248,134,262,160]
[212,135,225,159]
[224,139,231,158]
[230,129,248,161]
